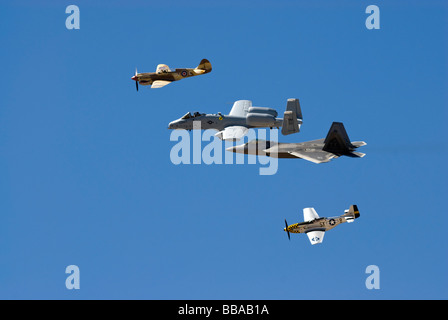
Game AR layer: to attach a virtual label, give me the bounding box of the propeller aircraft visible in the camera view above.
[131,58,212,90]
[284,205,360,245]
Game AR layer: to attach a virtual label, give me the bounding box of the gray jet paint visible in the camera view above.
[168,99,303,140]
[227,122,366,164]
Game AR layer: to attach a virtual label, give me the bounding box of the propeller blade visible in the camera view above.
[284,219,290,240]
[132,68,139,91]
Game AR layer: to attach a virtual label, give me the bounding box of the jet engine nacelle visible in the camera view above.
[246,113,276,127]
[247,107,278,117]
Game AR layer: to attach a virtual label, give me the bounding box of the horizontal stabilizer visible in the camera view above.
[193,68,206,74]
[352,141,367,148]
[348,151,366,158]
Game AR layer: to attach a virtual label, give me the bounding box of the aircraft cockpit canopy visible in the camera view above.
[181,112,206,120]
[181,112,192,119]
[156,64,171,74]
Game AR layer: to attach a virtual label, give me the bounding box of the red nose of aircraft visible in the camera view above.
[131,75,138,81]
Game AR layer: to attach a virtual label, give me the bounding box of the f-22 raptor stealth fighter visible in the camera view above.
[227,122,366,163]
[284,205,360,245]
[168,99,303,141]
[131,59,212,90]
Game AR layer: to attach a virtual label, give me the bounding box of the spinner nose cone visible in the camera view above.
[131,75,138,81]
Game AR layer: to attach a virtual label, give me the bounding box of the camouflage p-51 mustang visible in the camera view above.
[131,59,212,90]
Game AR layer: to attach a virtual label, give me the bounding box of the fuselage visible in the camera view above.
[168,114,285,131]
[227,140,325,159]
[227,137,363,159]
[132,59,211,89]
[133,69,197,85]
[285,216,347,234]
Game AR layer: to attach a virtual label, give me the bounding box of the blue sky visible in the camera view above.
[0,0,447,299]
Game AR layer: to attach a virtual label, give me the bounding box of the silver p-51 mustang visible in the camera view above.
[284,205,360,245]
[168,99,303,141]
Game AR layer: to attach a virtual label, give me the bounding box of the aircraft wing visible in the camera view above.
[306,229,325,245]
[216,126,249,141]
[287,150,336,164]
[303,207,319,222]
[229,100,252,117]
[151,80,172,89]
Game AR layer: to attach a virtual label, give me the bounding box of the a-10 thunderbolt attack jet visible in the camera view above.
[131,59,212,90]
[284,205,360,245]
[227,122,366,163]
[168,98,303,141]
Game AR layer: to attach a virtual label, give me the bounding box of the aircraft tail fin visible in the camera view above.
[281,98,302,135]
[286,98,302,120]
[342,205,360,223]
[281,111,299,135]
[349,205,360,219]
[194,59,212,74]
[322,122,355,154]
